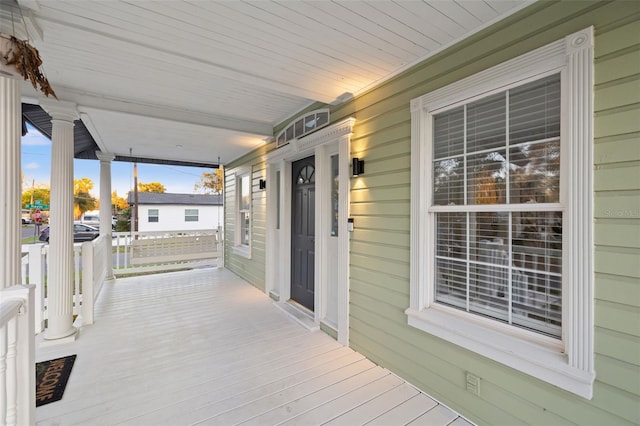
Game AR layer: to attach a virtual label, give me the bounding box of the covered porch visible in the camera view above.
[35,267,467,426]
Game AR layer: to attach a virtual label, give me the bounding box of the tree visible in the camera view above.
[194,168,223,194]
[73,178,97,219]
[21,185,50,208]
[112,191,129,212]
[74,177,94,194]
[138,182,166,193]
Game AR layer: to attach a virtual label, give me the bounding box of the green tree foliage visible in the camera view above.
[138,182,166,193]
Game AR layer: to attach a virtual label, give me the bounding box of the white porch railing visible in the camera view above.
[20,236,110,332]
[20,227,223,333]
[0,284,35,426]
[81,234,110,326]
[112,227,223,275]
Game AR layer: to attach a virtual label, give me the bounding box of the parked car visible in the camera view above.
[21,217,33,224]
[39,223,100,243]
[79,214,118,230]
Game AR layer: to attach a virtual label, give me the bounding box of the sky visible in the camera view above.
[21,123,214,200]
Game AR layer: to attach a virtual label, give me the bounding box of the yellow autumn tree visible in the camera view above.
[194,168,223,194]
[138,182,166,193]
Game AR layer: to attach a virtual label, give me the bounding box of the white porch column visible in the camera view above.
[40,99,79,342]
[0,76,22,288]
[96,151,115,280]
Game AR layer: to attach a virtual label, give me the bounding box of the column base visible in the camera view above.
[41,327,78,347]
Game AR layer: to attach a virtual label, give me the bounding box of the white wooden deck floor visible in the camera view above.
[36,268,470,426]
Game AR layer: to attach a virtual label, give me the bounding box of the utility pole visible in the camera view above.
[133,158,139,234]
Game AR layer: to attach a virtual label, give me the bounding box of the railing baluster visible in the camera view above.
[0,320,7,426]
[5,317,17,426]
[74,246,82,317]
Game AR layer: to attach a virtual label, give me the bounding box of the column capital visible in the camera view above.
[96,151,116,162]
[39,99,80,123]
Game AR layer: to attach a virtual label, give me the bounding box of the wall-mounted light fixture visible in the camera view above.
[352,158,365,177]
[259,179,267,190]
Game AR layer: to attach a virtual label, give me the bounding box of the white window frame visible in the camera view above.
[148,208,159,223]
[234,168,252,258]
[184,208,199,222]
[407,28,595,399]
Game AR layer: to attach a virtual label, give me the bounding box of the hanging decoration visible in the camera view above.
[1,32,57,98]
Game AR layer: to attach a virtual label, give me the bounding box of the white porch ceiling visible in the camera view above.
[2,0,531,166]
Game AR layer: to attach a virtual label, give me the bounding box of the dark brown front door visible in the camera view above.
[291,156,315,311]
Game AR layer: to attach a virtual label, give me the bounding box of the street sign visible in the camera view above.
[35,209,41,223]
[25,203,49,209]
[35,200,42,205]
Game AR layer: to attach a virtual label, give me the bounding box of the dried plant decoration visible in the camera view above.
[1,33,57,98]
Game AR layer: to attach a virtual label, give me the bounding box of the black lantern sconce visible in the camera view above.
[259,179,267,190]
[352,157,365,177]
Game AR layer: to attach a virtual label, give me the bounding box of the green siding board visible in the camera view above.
[351,285,408,313]
[350,268,410,299]
[350,127,411,155]
[590,380,640,425]
[352,105,409,136]
[353,138,411,162]
[594,353,640,395]
[595,299,640,337]
[319,322,338,340]
[594,190,640,219]
[595,273,640,307]
[595,246,640,278]
[595,132,640,164]
[353,228,409,248]
[595,219,640,249]
[595,18,640,57]
[350,253,409,279]
[595,327,640,366]
[351,185,410,203]
[594,161,640,191]
[594,104,640,138]
[349,215,410,233]
[350,200,410,216]
[595,76,640,111]
[595,46,640,85]
[356,155,411,177]
[350,240,409,263]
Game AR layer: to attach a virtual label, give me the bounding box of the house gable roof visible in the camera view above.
[128,192,223,206]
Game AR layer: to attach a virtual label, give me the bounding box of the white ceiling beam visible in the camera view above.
[31,84,274,137]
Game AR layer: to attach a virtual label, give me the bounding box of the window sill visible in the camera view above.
[232,245,251,259]
[405,307,594,399]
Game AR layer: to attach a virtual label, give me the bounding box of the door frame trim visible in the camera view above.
[265,118,355,345]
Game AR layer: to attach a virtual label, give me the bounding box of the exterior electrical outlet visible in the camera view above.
[466,372,481,396]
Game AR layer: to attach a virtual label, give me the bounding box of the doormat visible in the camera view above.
[35,355,76,407]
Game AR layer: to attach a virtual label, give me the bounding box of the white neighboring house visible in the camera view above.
[127,192,223,232]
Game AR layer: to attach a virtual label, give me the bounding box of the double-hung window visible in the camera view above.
[185,209,199,222]
[407,28,595,398]
[148,209,159,223]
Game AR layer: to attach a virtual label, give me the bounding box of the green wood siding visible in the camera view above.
[227,1,640,424]
[224,146,269,291]
[342,2,640,425]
